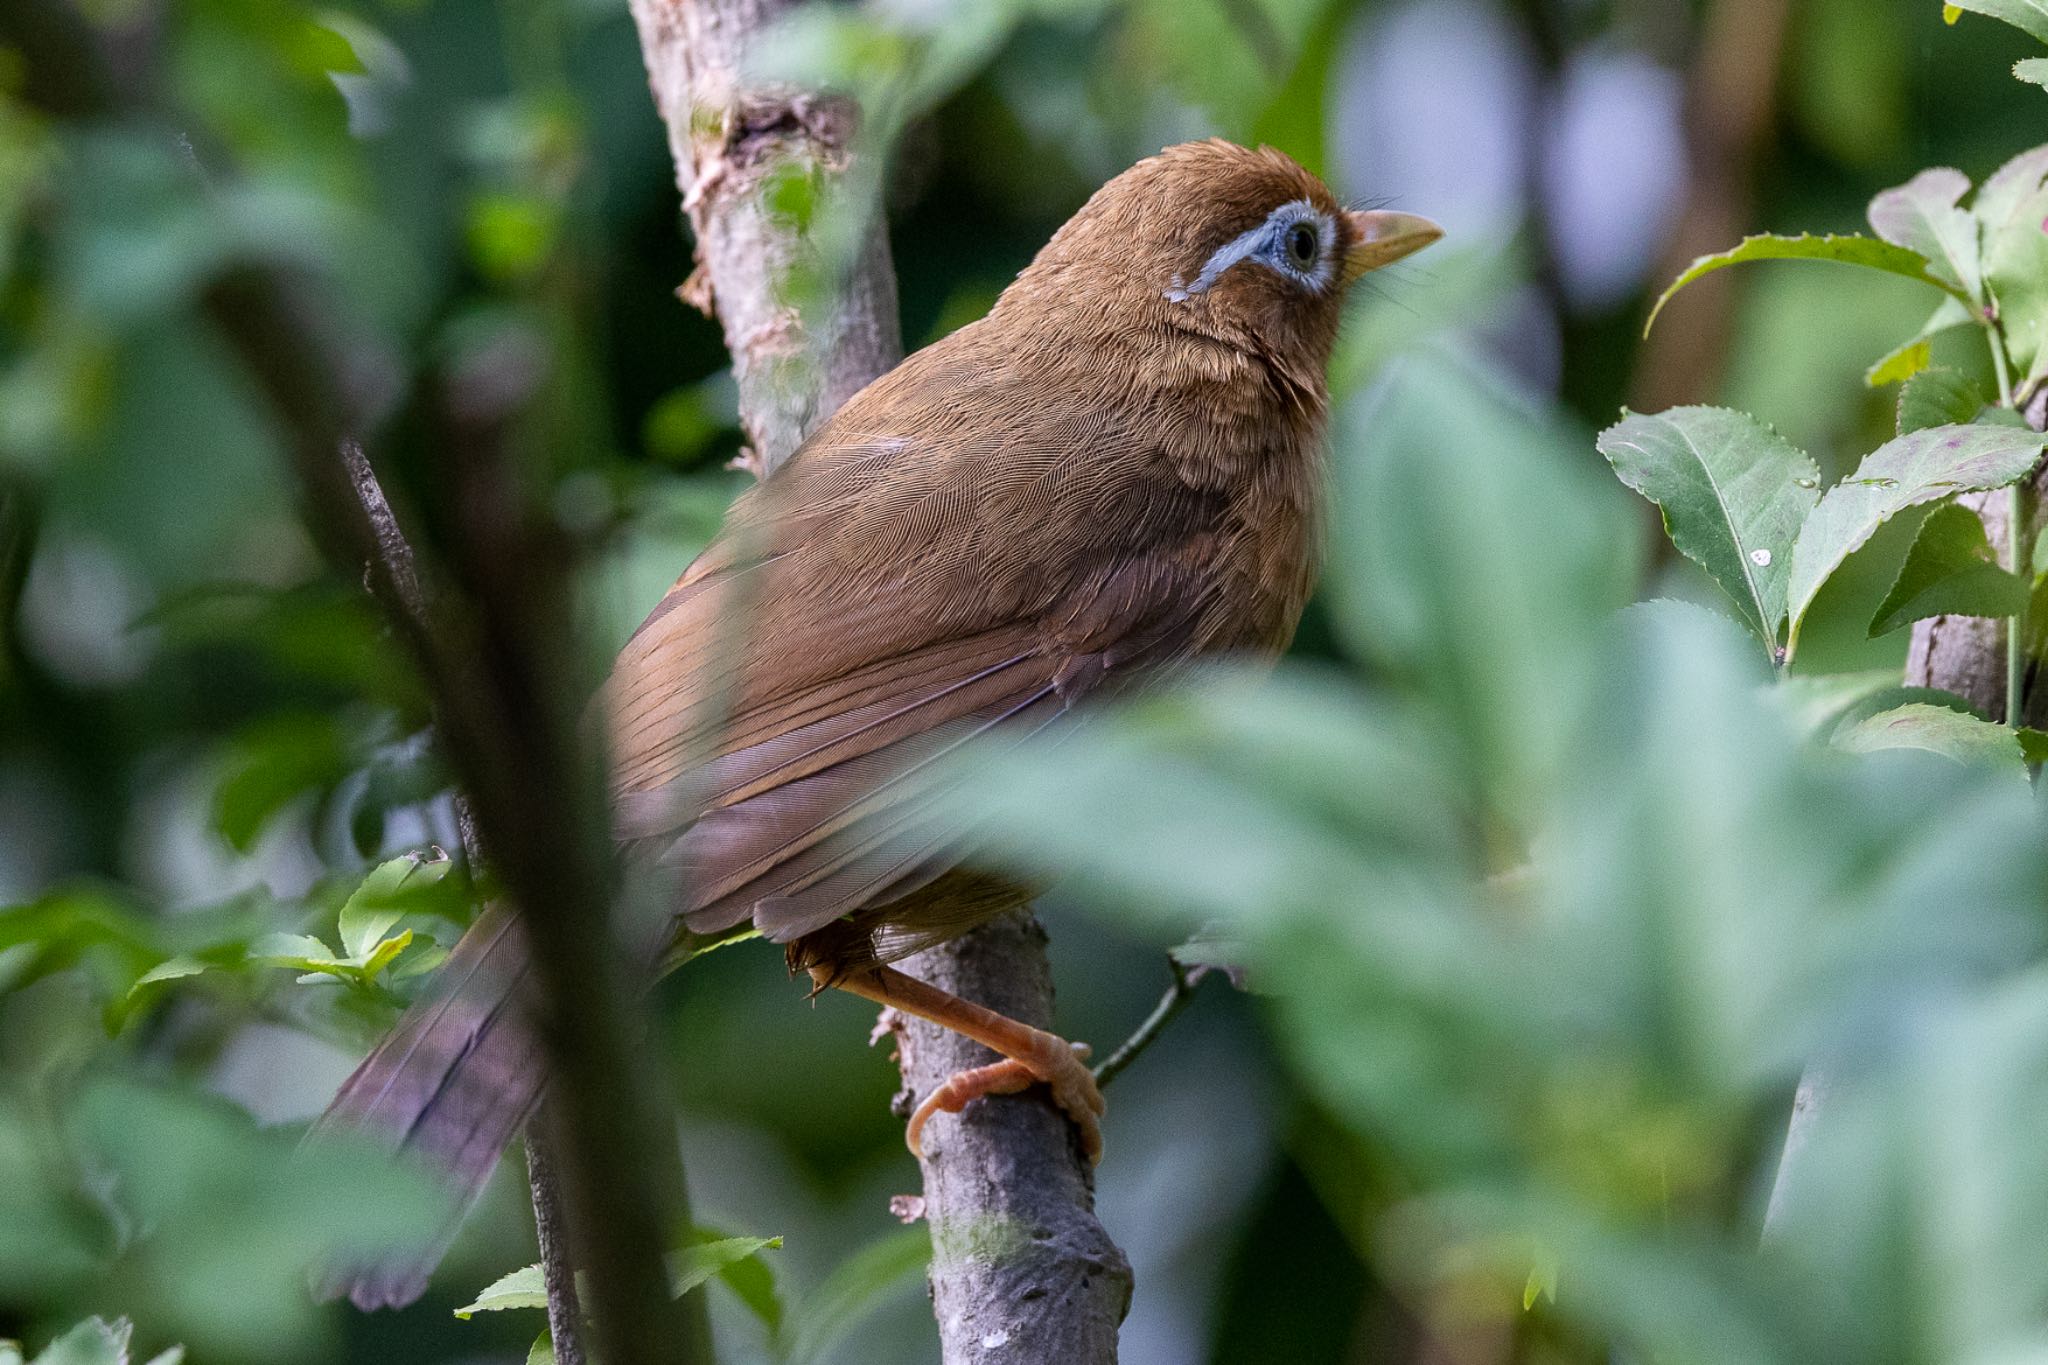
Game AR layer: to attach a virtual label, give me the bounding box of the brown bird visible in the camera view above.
[318,138,1440,1309]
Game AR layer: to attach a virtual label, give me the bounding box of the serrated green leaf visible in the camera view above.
[2018,57,2048,85]
[251,932,339,970]
[1833,701,2025,772]
[1786,424,2048,656]
[1647,233,1966,336]
[1943,0,2048,42]
[1870,502,2030,636]
[130,956,207,991]
[1824,684,1987,738]
[1898,367,1987,434]
[26,1319,130,1365]
[1869,168,1985,302]
[667,1234,782,1300]
[694,1223,784,1334]
[1866,297,1976,387]
[1767,669,1912,735]
[1596,407,1820,652]
[337,849,457,962]
[453,1264,545,1319]
[2019,727,2048,762]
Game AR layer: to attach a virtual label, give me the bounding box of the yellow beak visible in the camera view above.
[1340,209,1444,284]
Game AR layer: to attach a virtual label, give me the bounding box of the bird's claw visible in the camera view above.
[907,1033,1104,1164]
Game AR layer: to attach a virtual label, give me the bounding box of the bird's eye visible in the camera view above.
[1284,222,1319,270]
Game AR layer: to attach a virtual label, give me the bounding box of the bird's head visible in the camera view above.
[998,139,1442,379]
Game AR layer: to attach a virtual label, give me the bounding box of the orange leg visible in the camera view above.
[817,965,1105,1163]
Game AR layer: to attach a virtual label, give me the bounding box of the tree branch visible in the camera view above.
[625,1,1131,1358]
[1091,958,1205,1092]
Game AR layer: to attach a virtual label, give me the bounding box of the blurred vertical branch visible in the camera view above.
[626,1,1130,1359]
[1630,0,1791,409]
[341,440,590,1365]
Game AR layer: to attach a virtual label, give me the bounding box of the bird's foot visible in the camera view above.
[907,1031,1104,1164]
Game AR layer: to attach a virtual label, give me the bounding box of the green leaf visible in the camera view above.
[666,1234,782,1300]
[1897,367,1987,433]
[1870,502,2031,636]
[1785,424,2048,656]
[1596,407,1820,651]
[1867,340,1931,388]
[212,713,352,852]
[525,1334,553,1365]
[1833,701,2025,772]
[1942,0,2048,42]
[1979,145,2048,227]
[251,932,340,971]
[2019,727,2048,762]
[695,1223,784,1334]
[1868,168,1985,302]
[1866,297,1975,387]
[1647,233,1967,336]
[1823,685,1989,739]
[1767,669,1906,735]
[453,1264,545,1319]
[131,956,207,990]
[337,849,458,962]
[784,1229,930,1365]
[1980,147,2048,388]
[23,1319,130,1365]
[2018,57,2048,85]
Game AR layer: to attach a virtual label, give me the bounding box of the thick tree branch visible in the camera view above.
[625,2,1131,1358]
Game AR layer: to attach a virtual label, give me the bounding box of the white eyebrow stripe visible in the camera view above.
[1163,198,1327,303]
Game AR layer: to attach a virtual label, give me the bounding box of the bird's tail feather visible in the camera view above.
[310,903,545,1311]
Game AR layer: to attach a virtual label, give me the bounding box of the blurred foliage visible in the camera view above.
[5,0,2048,1362]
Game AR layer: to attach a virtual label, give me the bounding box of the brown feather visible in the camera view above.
[317,139,1440,1309]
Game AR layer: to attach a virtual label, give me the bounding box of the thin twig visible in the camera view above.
[526,1128,587,1365]
[1092,959,1205,1091]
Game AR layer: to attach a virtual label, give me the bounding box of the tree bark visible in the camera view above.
[630,0,900,475]
[1905,481,2047,725]
[624,2,1131,1359]
[887,915,1133,1363]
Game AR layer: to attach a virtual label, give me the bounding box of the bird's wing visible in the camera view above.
[604,350,1236,946]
